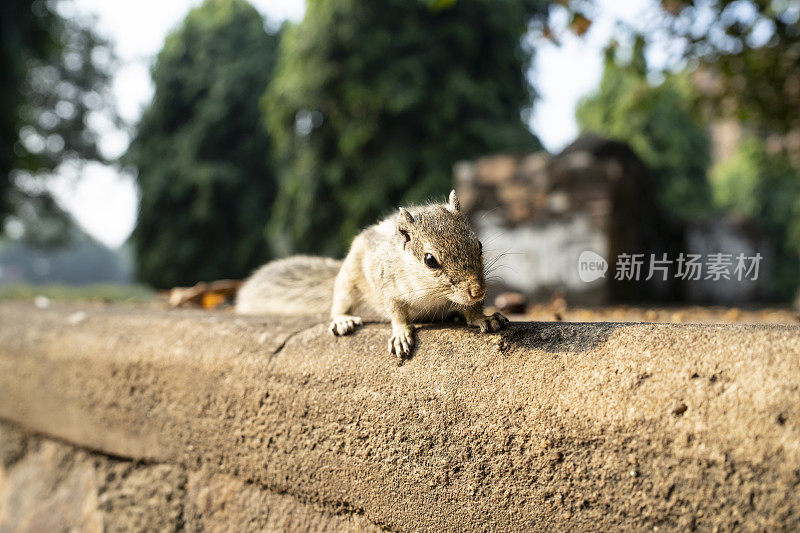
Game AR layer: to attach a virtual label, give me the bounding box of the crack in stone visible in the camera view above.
[1,420,390,531]
[0,418,163,465]
[270,322,325,357]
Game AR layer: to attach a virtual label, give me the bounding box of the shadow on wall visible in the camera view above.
[499,321,625,353]
[419,321,625,354]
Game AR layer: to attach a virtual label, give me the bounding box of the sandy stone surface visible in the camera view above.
[0,301,799,531]
[518,301,800,325]
[0,425,375,532]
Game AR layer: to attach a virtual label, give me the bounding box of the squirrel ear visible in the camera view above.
[447,190,461,213]
[397,207,413,243]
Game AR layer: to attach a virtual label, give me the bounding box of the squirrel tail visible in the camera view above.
[235,255,341,316]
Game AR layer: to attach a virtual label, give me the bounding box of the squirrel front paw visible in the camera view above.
[329,315,363,336]
[388,325,414,358]
[467,312,510,333]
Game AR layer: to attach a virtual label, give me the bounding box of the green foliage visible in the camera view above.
[263,0,547,257]
[711,138,800,298]
[576,38,713,219]
[657,0,800,134]
[1,0,116,245]
[125,0,280,288]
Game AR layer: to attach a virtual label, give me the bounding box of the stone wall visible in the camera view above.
[455,135,774,304]
[0,425,375,532]
[1,302,799,530]
[684,218,769,303]
[455,135,676,304]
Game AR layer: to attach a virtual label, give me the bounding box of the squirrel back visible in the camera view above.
[235,255,341,316]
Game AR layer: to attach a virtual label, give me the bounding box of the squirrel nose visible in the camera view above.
[469,284,486,300]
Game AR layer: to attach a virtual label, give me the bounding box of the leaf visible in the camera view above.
[569,13,592,36]
[201,291,226,310]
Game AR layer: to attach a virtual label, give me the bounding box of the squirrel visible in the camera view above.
[235,190,509,357]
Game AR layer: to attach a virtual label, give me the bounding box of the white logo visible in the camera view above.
[578,250,608,282]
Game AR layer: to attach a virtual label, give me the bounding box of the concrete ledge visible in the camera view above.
[1,302,799,530]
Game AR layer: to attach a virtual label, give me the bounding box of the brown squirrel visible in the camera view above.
[236,190,509,357]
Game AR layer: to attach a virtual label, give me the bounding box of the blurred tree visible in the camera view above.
[125,0,280,288]
[1,0,116,246]
[576,37,713,219]
[657,0,799,135]
[263,0,548,257]
[711,137,800,298]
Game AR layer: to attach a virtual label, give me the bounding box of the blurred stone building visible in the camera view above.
[455,135,769,305]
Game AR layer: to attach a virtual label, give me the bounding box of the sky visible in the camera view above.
[53,0,660,249]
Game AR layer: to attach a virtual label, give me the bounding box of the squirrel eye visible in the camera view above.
[424,253,440,269]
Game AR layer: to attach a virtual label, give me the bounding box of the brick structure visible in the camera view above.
[455,133,777,304]
[455,135,678,304]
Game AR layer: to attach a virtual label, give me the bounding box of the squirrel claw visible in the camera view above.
[388,328,414,358]
[469,312,510,333]
[329,315,363,336]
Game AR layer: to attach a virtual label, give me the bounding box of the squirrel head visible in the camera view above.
[396,190,486,306]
